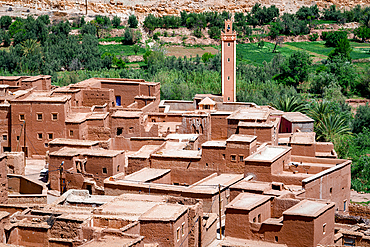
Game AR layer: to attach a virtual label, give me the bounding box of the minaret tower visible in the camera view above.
[221,19,237,102]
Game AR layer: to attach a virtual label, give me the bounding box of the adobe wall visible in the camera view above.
[49,155,74,191]
[5,152,25,175]
[271,197,300,218]
[0,155,7,204]
[11,101,69,156]
[279,117,291,133]
[66,121,88,140]
[225,208,251,239]
[8,194,47,204]
[140,211,188,247]
[315,142,335,153]
[161,101,194,111]
[111,117,141,138]
[238,126,275,145]
[126,157,150,175]
[210,114,229,140]
[112,137,165,151]
[292,122,314,133]
[302,160,351,212]
[179,114,210,144]
[81,88,114,107]
[291,143,316,157]
[0,105,10,150]
[8,226,49,247]
[101,82,140,107]
[8,175,43,194]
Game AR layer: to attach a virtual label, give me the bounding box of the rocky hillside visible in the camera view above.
[0,0,369,20]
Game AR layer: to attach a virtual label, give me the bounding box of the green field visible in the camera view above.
[98,44,146,56]
[287,41,370,60]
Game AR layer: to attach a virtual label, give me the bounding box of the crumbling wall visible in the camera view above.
[5,152,25,175]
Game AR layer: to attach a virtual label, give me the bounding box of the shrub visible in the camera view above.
[0,16,12,29]
[208,26,220,39]
[308,33,319,41]
[153,32,160,40]
[194,27,202,38]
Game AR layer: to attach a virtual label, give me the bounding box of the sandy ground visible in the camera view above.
[351,190,370,203]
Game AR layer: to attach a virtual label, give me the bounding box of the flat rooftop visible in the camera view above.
[231,180,271,193]
[202,141,226,148]
[139,204,188,221]
[283,200,334,218]
[227,107,270,121]
[238,121,275,128]
[166,133,198,142]
[227,134,257,143]
[246,146,289,162]
[291,132,316,144]
[219,237,287,247]
[153,142,201,159]
[190,174,244,191]
[128,145,161,159]
[112,111,142,118]
[49,138,100,146]
[283,112,314,123]
[82,235,137,247]
[226,193,272,211]
[122,168,170,183]
[50,147,124,157]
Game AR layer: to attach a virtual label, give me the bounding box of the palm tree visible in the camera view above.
[306,100,331,123]
[316,114,351,142]
[270,95,307,113]
[21,39,41,58]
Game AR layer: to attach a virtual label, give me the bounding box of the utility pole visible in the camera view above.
[218,184,222,240]
[59,161,64,195]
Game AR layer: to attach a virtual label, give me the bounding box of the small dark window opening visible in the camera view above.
[38,133,43,139]
[258,214,261,223]
[37,113,43,120]
[2,135,7,141]
[52,113,58,120]
[116,128,123,136]
[275,236,278,242]
[231,155,236,161]
[239,156,244,162]
[48,133,53,140]
[16,136,20,141]
[102,168,107,174]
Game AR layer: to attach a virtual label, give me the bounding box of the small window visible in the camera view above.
[117,165,120,172]
[330,187,332,195]
[231,155,236,161]
[177,227,180,241]
[275,236,278,242]
[69,130,73,137]
[253,217,256,223]
[227,97,230,101]
[16,136,20,141]
[129,127,134,134]
[227,42,230,47]
[227,58,230,62]
[323,223,326,234]
[48,133,53,140]
[222,154,225,159]
[204,105,210,109]
[19,114,25,121]
[102,167,107,174]
[52,113,58,120]
[37,113,43,121]
[344,200,347,212]
[258,214,261,223]
[37,133,43,140]
[2,135,7,141]
[227,76,230,81]
[44,143,49,148]
[181,222,185,236]
[239,155,244,162]
[116,128,123,136]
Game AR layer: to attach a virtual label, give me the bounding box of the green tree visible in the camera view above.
[128,15,138,28]
[274,51,311,87]
[112,16,121,28]
[354,25,370,42]
[353,104,370,133]
[328,38,352,61]
[0,16,12,29]
[133,44,140,55]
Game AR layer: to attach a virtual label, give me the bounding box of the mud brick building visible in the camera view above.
[0,20,357,247]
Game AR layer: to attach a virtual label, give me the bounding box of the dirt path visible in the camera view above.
[282,43,327,62]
